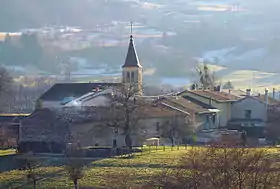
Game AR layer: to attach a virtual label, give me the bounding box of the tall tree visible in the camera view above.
[0,34,16,65]
[20,33,43,65]
[65,145,85,189]
[195,63,216,90]
[0,66,12,93]
[107,83,146,149]
[0,67,13,112]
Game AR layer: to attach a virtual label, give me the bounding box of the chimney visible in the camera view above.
[273,88,276,99]
[246,89,251,96]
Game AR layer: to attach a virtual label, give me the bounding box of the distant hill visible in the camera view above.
[0,0,140,31]
[1,0,280,88]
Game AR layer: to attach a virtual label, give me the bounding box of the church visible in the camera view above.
[37,33,143,109]
[18,33,192,152]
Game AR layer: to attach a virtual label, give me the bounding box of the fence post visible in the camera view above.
[149,145,151,154]
[177,145,179,150]
[163,145,165,152]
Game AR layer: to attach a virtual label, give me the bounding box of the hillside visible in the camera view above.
[1,0,280,88]
[0,0,140,31]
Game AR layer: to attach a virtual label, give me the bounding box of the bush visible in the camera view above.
[149,144,280,189]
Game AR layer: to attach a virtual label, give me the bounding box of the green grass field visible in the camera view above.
[0,147,279,189]
[0,147,186,189]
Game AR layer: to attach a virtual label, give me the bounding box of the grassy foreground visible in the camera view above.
[0,147,279,189]
[0,147,185,189]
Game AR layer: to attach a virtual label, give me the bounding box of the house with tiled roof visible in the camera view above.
[19,99,192,151]
[180,88,276,138]
[227,89,272,137]
[156,96,220,130]
[18,108,70,153]
[179,90,240,127]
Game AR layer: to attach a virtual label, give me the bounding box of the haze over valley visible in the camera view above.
[1,0,280,90]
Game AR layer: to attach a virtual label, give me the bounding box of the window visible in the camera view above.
[245,110,252,119]
[131,72,135,82]
[126,72,130,82]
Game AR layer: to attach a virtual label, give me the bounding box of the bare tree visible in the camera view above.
[195,63,217,90]
[106,83,146,149]
[65,144,86,189]
[160,115,193,147]
[22,152,41,189]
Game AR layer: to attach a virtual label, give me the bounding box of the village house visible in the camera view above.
[18,101,192,152]
[179,88,276,139]
[178,89,240,127]
[228,89,268,137]
[156,96,219,130]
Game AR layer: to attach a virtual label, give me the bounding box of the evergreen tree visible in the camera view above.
[20,33,43,65]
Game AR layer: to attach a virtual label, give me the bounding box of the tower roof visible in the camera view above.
[122,35,141,68]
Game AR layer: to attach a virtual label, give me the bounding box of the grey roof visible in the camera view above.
[122,35,141,68]
[39,83,119,101]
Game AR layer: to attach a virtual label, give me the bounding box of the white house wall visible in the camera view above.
[69,116,190,147]
[231,98,267,121]
[182,92,231,127]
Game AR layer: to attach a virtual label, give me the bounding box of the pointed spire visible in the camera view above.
[122,22,141,68]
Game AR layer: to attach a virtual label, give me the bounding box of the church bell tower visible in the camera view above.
[122,23,143,95]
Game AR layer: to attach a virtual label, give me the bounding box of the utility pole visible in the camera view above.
[252,71,256,95]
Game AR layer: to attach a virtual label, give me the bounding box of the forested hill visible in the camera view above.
[0,0,139,31]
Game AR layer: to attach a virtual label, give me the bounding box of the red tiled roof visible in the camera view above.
[187,90,241,102]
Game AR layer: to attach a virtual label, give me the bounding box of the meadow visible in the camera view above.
[0,146,185,189]
[0,146,279,189]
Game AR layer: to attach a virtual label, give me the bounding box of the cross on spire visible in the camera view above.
[130,21,133,39]
[122,21,141,68]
